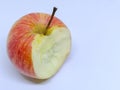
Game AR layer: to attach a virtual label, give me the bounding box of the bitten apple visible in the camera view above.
[7,7,71,79]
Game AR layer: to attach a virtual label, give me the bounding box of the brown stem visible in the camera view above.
[44,7,57,35]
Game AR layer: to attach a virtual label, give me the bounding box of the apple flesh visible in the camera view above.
[7,8,71,79]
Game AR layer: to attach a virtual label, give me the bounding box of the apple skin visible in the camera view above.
[7,13,71,79]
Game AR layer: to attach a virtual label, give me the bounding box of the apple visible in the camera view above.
[7,7,71,79]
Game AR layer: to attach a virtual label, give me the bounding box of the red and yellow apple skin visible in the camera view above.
[7,13,71,79]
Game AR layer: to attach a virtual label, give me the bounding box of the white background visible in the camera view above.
[0,0,120,90]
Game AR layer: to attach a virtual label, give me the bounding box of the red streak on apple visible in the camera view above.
[7,24,35,77]
[7,13,66,78]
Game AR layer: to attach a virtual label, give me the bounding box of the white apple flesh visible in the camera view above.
[32,27,71,79]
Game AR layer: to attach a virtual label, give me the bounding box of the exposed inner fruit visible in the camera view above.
[32,27,71,79]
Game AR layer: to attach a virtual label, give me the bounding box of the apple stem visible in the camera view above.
[45,7,57,34]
